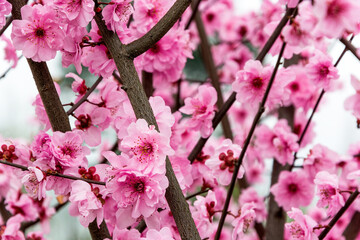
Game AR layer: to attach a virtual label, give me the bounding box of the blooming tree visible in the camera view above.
[1,0,360,239]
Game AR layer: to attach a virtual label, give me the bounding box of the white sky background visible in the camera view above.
[0,0,360,238]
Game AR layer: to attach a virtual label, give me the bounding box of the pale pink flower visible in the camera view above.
[1,215,25,240]
[68,180,104,227]
[314,171,345,216]
[285,208,318,240]
[205,139,245,186]
[6,194,38,221]
[61,25,87,74]
[0,0,11,28]
[133,0,174,31]
[1,35,18,68]
[103,0,133,32]
[22,167,47,200]
[106,167,168,228]
[11,5,65,62]
[50,131,90,168]
[239,187,267,222]
[53,0,94,27]
[271,170,314,210]
[180,85,217,138]
[344,75,360,122]
[120,119,174,173]
[303,144,339,179]
[143,227,175,240]
[232,202,256,240]
[313,0,360,38]
[112,228,141,240]
[306,51,339,91]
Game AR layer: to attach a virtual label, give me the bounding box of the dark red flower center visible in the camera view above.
[288,183,298,193]
[35,28,45,38]
[252,77,264,89]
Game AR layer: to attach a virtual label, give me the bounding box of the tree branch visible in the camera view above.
[141,71,154,98]
[343,211,360,240]
[125,0,192,58]
[94,9,201,240]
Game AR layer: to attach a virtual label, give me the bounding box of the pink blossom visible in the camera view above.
[205,139,245,186]
[22,167,47,200]
[1,35,18,68]
[239,187,267,222]
[344,75,360,122]
[0,0,11,28]
[232,60,293,110]
[1,215,25,240]
[133,0,174,31]
[112,228,141,240]
[102,0,133,32]
[68,180,104,227]
[11,5,65,62]
[231,202,256,240]
[313,0,360,38]
[53,0,95,27]
[143,227,175,240]
[135,26,193,84]
[306,51,339,91]
[180,85,217,138]
[26,232,45,240]
[271,170,314,210]
[285,208,318,240]
[303,144,339,179]
[6,194,38,221]
[120,119,174,173]
[61,25,87,74]
[50,131,90,168]
[314,171,345,216]
[106,167,168,228]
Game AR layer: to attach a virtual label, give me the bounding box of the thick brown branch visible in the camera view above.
[343,211,360,240]
[141,71,154,98]
[125,0,192,58]
[88,220,111,240]
[194,8,233,140]
[0,16,13,36]
[340,37,360,61]
[94,10,201,240]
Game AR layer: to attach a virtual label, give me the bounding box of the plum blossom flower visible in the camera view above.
[271,170,314,210]
[50,131,90,168]
[306,51,339,90]
[0,215,25,240]
[239,187,267,222]
[313,0,360,38]
[11,5,65,62]
[285,208,318,240]
[279,0,299,8]
[144,227,175,240]
[1,36,18,68]
[232,202,256,240]
[180,85,217,138]
[121,119,174,173]
[303,144,339,179]
[106,165,168,229]
[22,167,47,200]
[53,0,95,27]
[6,194,39,221]
[205,139,245,185]
[314,171,345,216]
[102,0,133,32]
[232,60,293,109]
[68,181,104,227]
[0,0,11,29]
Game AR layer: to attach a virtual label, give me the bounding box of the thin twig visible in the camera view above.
[0,55,23,80]
[66,76,103,115]
[214,42,287,239]
[0,16,13,36]
[318,190,360,239]
[0,160,106,185]
[339,37,360,62]
[185,188,210,200]
[185,0,201,30]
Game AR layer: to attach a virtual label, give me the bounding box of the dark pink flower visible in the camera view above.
[1,36,18,68]
[102,0,133,32]
[11,5,65,62]
[271,170,314,210]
